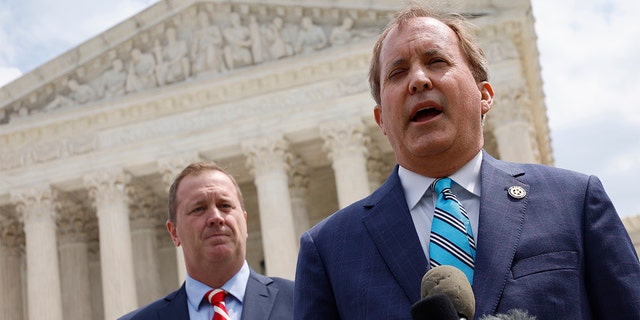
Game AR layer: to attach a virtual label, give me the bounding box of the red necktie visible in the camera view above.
[205,289,230,320]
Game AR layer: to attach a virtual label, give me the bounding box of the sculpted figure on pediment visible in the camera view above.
[249,15,264,64]
[97,59,126,99]
[223,12,253,70]
[295,16,328,54]
[191,10,226,76]
[329,17,354,46]
[44,79,96,111]
[263,16,294,60]
[154,27,191,85]
[125,48,158,93]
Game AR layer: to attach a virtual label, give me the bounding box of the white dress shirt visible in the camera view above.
[398,151,482,264]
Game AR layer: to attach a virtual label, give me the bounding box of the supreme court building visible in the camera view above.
[1,0,638,319]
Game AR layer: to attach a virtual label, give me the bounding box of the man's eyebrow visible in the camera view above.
[423,48,443,57]
[384,57,407,73]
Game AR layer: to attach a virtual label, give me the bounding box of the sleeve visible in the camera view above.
[293,231,340,320]
[583,175,640,318]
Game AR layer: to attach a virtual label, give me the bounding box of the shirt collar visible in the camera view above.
[185,260,250,310]
[398,151,482,210]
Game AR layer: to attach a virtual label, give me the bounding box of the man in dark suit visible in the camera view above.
[120,162,293,320]
[294,3,640,319]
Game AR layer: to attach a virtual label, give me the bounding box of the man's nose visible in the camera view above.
[409,68,433,93]
[206,208,225,226]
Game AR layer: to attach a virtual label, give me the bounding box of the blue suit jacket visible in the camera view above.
[120,268,293,320]
[294,151,640,319]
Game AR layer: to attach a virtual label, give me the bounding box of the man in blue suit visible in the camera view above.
[294,3,640,319]
[120,162,293,320]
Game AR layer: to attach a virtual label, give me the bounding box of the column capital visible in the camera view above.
[320,119,370,161]
[288,154,309,197]
[129,184,164,229]
[242,135,291,176]
[83,169,132,209]
[55,193,91,243]
[0,208,25,256]
[10,186,55,225]
[157,154,201,191]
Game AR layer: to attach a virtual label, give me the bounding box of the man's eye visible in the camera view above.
[388,68,405,79]
[429,58,448,65]
[191,206,205,213]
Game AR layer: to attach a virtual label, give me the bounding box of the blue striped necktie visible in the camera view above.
[429,177,476,284]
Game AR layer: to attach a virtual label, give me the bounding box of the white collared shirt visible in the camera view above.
[398,151,482,262]
[185,260,250,320]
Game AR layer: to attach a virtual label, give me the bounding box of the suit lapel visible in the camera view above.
[473,152,528,316]
[361,166,428,303]
[157,284,189,320]
[241,269,276,320]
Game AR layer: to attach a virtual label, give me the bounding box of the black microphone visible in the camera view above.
[410,265,475,320]
[411,293,460,320]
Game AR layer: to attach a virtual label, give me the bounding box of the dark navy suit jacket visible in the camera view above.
[294,151,640,319]
[120,268,293,320]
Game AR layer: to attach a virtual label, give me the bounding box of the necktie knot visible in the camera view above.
[205,289,230,320]
[432,177,452,195]
[205,288,226,305]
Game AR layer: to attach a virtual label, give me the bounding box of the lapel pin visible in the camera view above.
[507,186,526,199]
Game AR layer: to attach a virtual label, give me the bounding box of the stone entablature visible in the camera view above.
[0,0,390,125]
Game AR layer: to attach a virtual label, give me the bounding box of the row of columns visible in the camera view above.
[0,119,379,320]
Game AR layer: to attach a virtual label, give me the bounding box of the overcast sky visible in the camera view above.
[1,0,639,217]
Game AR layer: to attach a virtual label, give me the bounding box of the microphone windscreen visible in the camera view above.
[410,293,460,320]
[421,265,475,319]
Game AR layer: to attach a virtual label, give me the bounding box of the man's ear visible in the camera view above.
[479,81,494,115]
[373,105,387,135]
[166,219,180,247]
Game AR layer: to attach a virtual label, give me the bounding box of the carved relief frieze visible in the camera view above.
[0,1,389,125]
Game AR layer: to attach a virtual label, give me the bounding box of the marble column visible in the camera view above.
[288,154,310,242]
[0,209,25,320]
[84,171,137,320]
[242,136,298,279]
[129,185,162,306]
[11,187,63,320]
[158,155,199,286]
[56,197,93,320]
[87,237,104,320]
[321,119,371,208]
[488,85,540,164]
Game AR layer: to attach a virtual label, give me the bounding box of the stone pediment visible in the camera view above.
[0,0,392,125]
